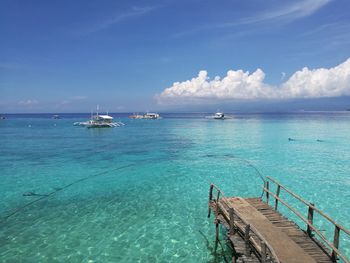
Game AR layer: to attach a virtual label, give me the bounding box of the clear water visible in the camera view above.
[0,112,349,262]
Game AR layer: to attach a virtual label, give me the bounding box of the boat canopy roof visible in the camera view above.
[97,115,113,120]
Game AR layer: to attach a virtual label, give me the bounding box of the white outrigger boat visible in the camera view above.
[74,107,124,128]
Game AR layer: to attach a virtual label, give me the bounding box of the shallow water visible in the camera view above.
[0,112,349,262]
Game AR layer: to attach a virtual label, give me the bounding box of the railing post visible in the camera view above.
[331,225,340,262]
[208,184,214,218]
[216,189,220,205]
[265,181,269,204]
[274,185,281,210]
[261,241,267,263]
[244,224,251,256]
[306,203,314,236]
[229,208,235,235]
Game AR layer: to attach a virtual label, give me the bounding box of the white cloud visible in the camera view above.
[18,99,38,106]
[242,0,332,24]
[157,58,350,104]
[79,6,156,35]
[173,0,332,38]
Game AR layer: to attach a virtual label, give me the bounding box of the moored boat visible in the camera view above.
[206,112,226,120]
[143,113,161,119]
[213,112,225,119]
[128,112,161,119]
[74,107,124,128]
[128,113,144,119]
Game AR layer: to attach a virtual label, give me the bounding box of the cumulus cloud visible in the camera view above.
[157,58,350,104]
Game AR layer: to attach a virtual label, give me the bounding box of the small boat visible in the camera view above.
[128,113,144,119]
[0,115,5,120]
[128,112,161,119]
[143,113,161,119]
[214,112,225,119]
[74,107,124,128]
[52,114,61,119]
[206,112,226,120]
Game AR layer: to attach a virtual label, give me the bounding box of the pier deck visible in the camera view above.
[208,177,350,263]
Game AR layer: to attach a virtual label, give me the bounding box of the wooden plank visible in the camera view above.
[246,198,331,262]
[245,199,332,263]
[226,197,318,263]
[211,196,336,263]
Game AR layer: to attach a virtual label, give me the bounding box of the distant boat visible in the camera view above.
[214,112,225,119]
[0,115,5,120]
[206,112,227,120]
[128,113,144,119]
[143,113,161,119]
[74,106,124,128]
[128,112,161,119]
[52,115,61,119]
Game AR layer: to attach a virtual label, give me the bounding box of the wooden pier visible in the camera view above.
[208,177,350,263]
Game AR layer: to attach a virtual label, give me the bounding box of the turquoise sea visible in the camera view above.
[0,112,349,262]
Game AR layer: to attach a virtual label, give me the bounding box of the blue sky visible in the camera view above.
[1,0,350,113]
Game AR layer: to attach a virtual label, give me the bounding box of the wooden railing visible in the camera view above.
[263,177,350,263]
[209,184,281,263]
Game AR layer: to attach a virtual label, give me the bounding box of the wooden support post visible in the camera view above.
[265,181,269,204]
[208,184,214,218]
[229,208,235,235]
[215,218,219,251]
[244,224,251,256]
[331,225,340,262]
[261,241,267,263]
[306,203,314,236]
[274,185,281,210]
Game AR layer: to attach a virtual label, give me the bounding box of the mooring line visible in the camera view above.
[203,154,266,198]
[2,153,266,222]
[1,163,134,222]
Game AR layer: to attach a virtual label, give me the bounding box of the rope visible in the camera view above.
[2,152,266,222]
[1,164,134,222]
[204,154,266,198]
[225,155,266,183]
[227,155,266,198]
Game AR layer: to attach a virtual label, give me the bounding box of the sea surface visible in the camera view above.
[0,112,349,262]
